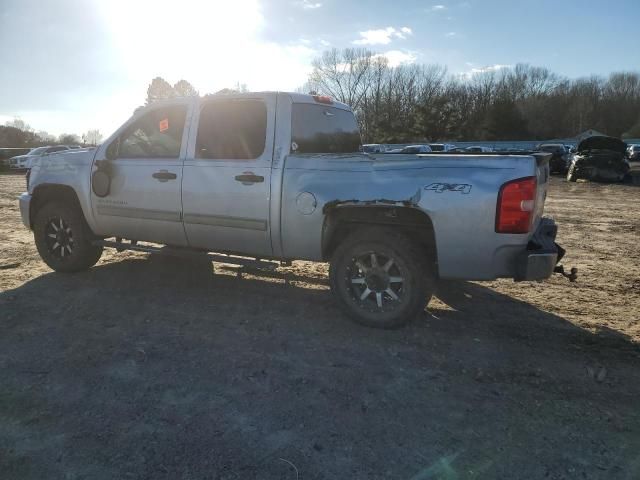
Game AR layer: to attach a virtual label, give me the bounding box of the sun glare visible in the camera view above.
[97,0,312,93]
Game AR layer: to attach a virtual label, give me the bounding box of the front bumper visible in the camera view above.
[515,217,561,281]
[18,192,31,229]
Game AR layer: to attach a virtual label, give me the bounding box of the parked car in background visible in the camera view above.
[398,144,432,153]
[428,143,457,152]
[567,136,629,182]
[537,143,570,174]
[362,144,387,153]
[1,147,32,167]
[627,144,640,161]
[9,145,73,170]
[465,146,493,153]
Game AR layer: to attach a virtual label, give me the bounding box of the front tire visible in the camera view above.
[34,202,103,272]
[329,228,435,329]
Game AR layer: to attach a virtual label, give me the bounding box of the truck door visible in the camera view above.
[90,102,190,246]
[182,95,275,256]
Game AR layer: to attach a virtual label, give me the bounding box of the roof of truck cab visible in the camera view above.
[138,92,352,111]
[285,92,352,111]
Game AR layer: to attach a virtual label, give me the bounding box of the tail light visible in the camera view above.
[495,176,537,233]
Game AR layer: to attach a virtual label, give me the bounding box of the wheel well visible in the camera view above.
[322,206,438,272]
[30,184,83,227]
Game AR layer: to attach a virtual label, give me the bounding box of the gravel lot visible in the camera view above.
[1,172,639,479]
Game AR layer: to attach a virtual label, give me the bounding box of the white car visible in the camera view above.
[428,143,457,152]
[399,144,432,154]
[465,146,493,153]
[9,145,72,170]
[362,144,387,153]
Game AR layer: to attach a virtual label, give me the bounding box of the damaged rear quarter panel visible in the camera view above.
[279,153,538,279]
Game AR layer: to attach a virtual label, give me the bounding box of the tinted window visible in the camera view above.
[196,100,267,160]
[117,105,187,158]
[291,104,361,154]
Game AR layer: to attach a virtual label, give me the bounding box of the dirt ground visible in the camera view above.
[1,172,639,480]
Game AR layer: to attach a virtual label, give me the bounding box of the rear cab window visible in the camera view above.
[291,103,361,154]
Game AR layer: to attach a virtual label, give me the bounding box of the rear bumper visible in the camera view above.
[18,192,31,229]
[514,217,560,281]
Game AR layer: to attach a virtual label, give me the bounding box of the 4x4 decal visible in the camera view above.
[424,183,472,194]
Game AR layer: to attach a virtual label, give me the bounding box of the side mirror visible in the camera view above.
[92,170,111,197]
[92,159,113,197]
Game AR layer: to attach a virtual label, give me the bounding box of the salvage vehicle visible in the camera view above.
[19,92,569,328]
[362,144,387,153]
[9,145,73,171]
[537,143,569,174]
[428,143,457,152]
[399,144,433,153]
[567,136,629,182]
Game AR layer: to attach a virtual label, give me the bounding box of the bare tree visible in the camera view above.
[59,133,80,145]
[5,117,33,132]
[82,129,103,146]
[308,48,376,111]
[307,48,640,142]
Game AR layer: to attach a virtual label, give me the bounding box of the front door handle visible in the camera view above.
[234,172,264,184]
[152,170,177,182]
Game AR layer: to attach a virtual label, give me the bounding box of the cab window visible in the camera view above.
[291,103,361,154]
[115,105,187,159]
[196,100,267,160]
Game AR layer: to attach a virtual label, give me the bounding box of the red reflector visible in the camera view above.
[312,95,334,105]
[495,176,537,233]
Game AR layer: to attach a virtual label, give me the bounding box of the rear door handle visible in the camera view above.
[152,170,177,182]
[234,173,264,184]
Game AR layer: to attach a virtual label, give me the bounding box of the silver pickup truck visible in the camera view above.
[19,92,565,328]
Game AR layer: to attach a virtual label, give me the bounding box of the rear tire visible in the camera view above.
[34,202,103,272]
[329,228,435,329]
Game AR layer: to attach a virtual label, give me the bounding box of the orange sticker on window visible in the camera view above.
[159,118,169,132]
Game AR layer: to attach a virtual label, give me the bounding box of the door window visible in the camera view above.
[196,100,267,160]
[114,105,187,159]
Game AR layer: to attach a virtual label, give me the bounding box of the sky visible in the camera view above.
[1,0,638,138]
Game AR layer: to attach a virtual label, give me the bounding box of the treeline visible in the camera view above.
[306,49,640,143]
[0,117,102,148]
